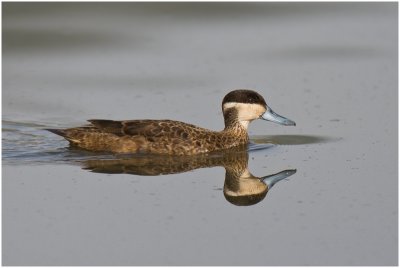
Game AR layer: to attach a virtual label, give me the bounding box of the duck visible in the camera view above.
[47,89,295,155]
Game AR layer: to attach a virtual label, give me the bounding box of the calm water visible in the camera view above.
[2,3,398,265]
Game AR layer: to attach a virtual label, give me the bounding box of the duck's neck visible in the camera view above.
[223,108,249,141]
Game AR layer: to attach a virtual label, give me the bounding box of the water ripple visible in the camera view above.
[3,121,333,165]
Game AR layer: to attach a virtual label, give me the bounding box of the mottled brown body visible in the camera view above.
[48,119,249,155]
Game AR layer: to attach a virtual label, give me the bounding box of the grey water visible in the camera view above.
[2,2,398,265]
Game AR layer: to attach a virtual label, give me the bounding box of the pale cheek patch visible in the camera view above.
[223,102,266,122]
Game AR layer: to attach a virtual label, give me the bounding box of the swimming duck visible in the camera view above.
[47,89,295,155]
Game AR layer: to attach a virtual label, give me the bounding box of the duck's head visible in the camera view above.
[222,89,296,129]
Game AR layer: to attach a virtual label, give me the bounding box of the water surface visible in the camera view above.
[2,2,397,265]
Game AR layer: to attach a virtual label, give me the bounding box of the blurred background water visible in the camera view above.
[2,2,398,265]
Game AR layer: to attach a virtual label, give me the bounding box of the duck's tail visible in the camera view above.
[46,128,67,137]
[46,128,82,145]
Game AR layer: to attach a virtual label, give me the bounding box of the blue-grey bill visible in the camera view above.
[261,169,297,189]
[261,108,296,126]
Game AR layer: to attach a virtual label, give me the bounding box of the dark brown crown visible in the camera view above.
[222,89,267,106]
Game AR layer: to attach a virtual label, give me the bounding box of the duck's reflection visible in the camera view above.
[82,148,296,206]
[224,167,296,206]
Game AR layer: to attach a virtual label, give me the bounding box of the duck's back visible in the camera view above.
[48,119,242,155]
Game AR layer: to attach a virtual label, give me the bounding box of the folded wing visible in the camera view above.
[88,119,200,139]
